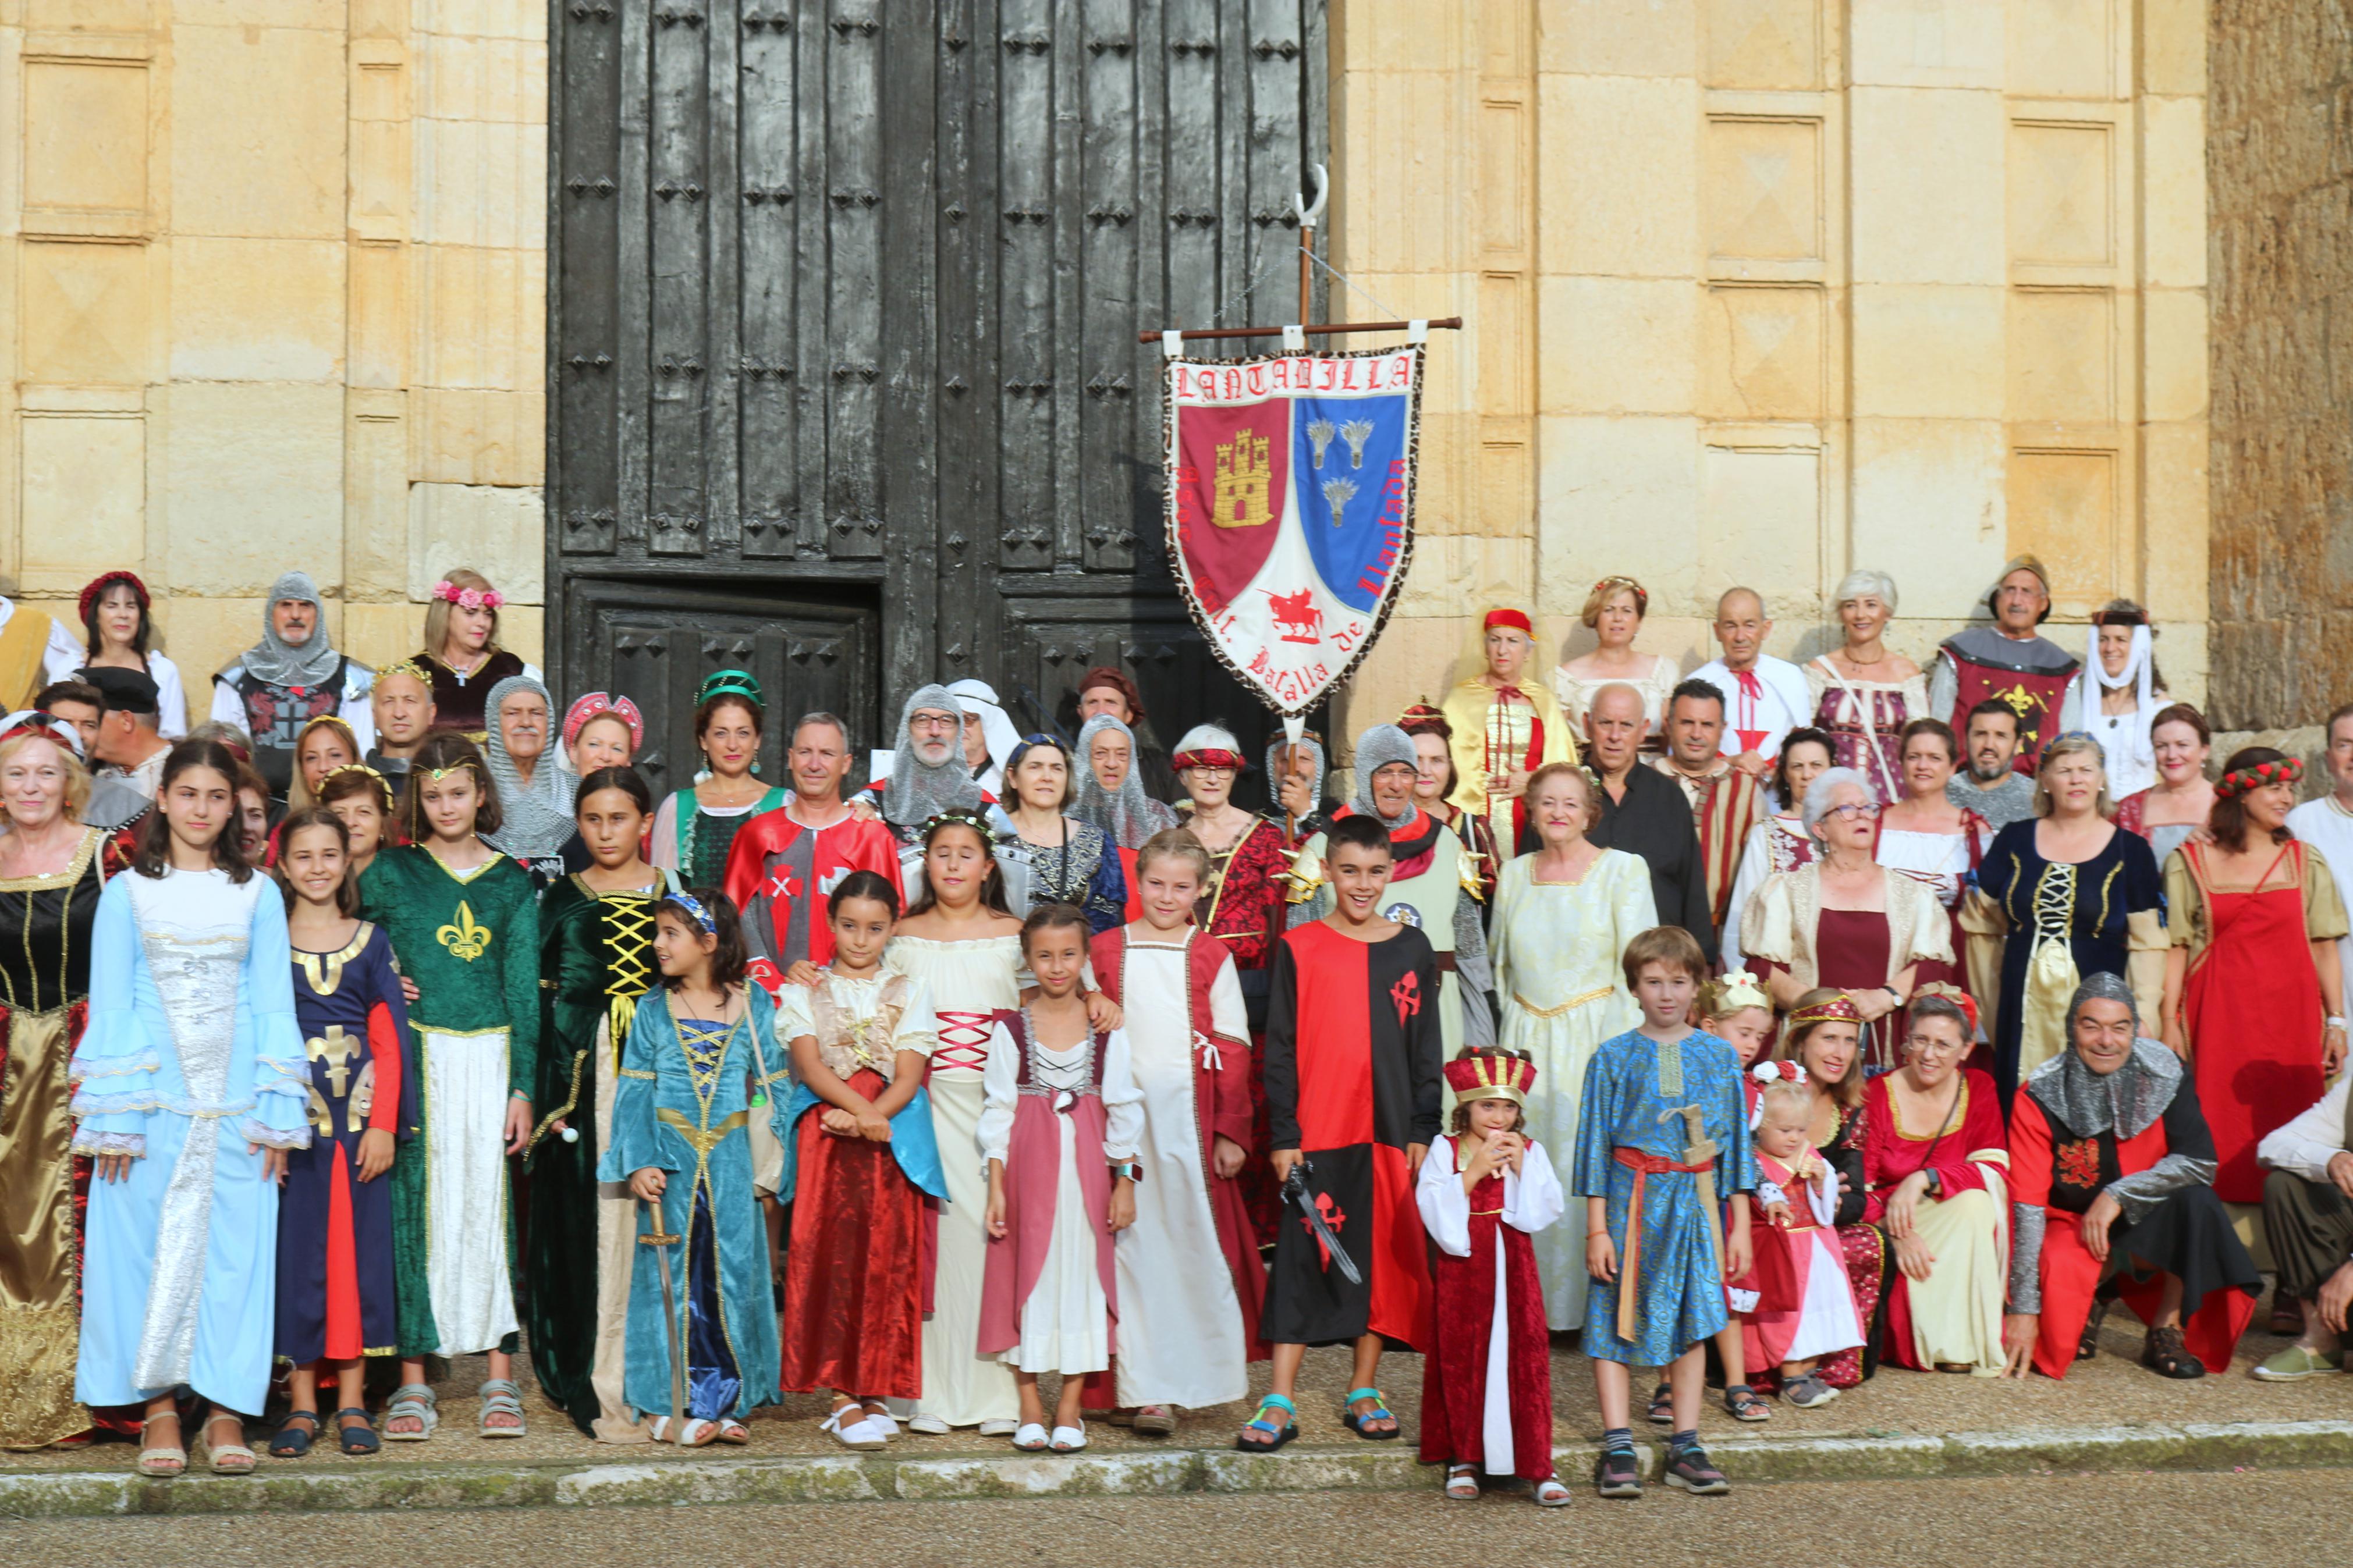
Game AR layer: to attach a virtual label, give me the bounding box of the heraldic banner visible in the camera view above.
[1162,343,1424,717]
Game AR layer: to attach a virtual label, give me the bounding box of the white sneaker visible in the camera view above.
[906,1413,951,1435]
[819,1407,888,1450]
[976,1418,1018,1437]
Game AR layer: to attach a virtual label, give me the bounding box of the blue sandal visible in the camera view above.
[335,1407,381,1455]
[267,1410,318,1458]
[1341,1386,1399,1440]
[1233,1393,1298,1452]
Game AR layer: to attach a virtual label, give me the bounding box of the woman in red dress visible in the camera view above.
[2159,749,2350,1204]
[1863,987,2010,1374]
[1170,724,1290,1247]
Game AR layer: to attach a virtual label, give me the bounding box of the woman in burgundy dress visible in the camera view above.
[1746,769,1950,1072]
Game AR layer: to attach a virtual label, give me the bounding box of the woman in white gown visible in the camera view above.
[1486,762,1653,1329]
[73,739,309,1477]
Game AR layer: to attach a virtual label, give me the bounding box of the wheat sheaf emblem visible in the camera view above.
[437,901,494,962]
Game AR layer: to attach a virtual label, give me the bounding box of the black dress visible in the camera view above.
[419,649,528,737]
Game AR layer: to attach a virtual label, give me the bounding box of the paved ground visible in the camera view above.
[12,1468,2347,1566]
[9,1311,2347,1475]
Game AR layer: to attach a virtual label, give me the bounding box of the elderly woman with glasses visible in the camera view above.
[1863,987,2012,1374]
[1741,767,1952,1071]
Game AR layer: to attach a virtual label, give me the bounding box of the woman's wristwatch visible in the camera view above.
[1109,1160,1142,1185]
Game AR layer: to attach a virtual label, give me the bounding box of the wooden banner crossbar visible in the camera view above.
[1136,317,1462,345]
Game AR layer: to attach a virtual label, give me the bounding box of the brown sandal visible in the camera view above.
[2141,1324,2206,1379]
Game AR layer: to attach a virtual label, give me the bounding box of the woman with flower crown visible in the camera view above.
[412,569,541,739]
[357,731,542,1441]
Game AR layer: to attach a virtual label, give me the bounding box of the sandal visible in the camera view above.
[1723,1385,1772,1422]
[715,1419,750,1445]
[1011,1421,1050,1452]
[477,1378,527,1438]
[645,1415,717,1446]
[382,1383,436,1441]
[203,1413,257,1476]
[1340,1386,1399,1440]
[2076,1299,2110,1361]
[1131,1404,1176,1437]
[1594,1446,1643,1499]
[1050,1422,1087,1453]
[2142,1324,2206,1380]
[1446,1463,1481,1500]
[1645,1379,1674,1424]
[268,1409,319,1459]
[335,1407,380,1456]
[857,1403,902,1440]
[136,1413,187,1478]
[1233,1393,1298,1452]
[1664,1445,1729,1495]
[1783,1372,1838,1409]
[1534,1477,1573,1507]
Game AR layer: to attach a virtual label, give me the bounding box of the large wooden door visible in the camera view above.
[548,0,1330,766]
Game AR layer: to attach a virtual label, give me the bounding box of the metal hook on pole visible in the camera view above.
[1292,163,1328,326]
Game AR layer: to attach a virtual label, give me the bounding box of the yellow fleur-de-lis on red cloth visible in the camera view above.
[437,901,493,962]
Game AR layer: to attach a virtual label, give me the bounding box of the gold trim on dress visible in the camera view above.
[0,826,100,894]
[1511,984,1614,1019]
[295,922,374,998]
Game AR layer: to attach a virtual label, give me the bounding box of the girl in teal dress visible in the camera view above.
[601,886,790,1446]
[357,733,540,1441]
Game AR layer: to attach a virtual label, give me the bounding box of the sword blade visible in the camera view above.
[1293,1187,1363,1285]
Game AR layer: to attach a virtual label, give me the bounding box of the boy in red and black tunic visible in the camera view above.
[1235,813,1443,1451]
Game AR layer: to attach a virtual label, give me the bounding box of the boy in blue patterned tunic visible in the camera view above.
[1575,925,1756,1499]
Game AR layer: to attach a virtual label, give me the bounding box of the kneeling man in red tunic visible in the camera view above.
[2003,973,2261,1380]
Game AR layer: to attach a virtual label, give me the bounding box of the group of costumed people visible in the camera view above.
[1,553,2350,1507]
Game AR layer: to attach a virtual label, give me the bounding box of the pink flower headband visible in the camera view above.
[432,579,505,612]
[564,692,644,752]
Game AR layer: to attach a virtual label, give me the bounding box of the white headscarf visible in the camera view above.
[2072,620,2156,784]
[946,678,1021,800]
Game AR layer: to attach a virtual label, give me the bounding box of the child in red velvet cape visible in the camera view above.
[1415,1047,1570,1506]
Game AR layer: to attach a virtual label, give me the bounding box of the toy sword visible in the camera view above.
[1281,1158,1362,1285]
[637,1194,690,1442]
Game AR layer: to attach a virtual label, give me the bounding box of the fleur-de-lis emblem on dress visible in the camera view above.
[438,900,493,962]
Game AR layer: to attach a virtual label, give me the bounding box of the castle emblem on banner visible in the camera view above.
[1162,346,1425,717]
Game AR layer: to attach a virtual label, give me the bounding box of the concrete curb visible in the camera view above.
[4,1420,2350,1518]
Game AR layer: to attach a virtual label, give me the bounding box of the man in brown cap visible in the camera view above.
[1928,555,2080,774]
[1072,665,1181,804]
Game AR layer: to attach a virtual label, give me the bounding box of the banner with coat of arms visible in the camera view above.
[1160,344,1424,718]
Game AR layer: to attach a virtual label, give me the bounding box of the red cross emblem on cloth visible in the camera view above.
[1389,971,1421,1026]
[1301,1191,1348,1269]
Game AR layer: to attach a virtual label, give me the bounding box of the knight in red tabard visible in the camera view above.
[1416,1048,1570,1506]
[722,712,904,997]
[1928,555,2081,774]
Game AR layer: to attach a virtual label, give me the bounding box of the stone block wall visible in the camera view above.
[1,0,546,701]
[2208,0,2353,731]
[1328,0,2212,754]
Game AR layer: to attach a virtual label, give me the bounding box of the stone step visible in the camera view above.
[6,1419,2350,1519]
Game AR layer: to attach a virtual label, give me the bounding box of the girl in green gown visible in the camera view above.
[358,733,540,1441]
[526,766,670,1439]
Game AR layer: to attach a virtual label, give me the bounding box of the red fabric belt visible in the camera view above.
[1612,1147,1717,1343]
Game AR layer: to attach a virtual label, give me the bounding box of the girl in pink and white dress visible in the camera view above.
[1735,1068,1865,1410]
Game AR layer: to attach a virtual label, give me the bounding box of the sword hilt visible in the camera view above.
[637,1229,680,1246]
